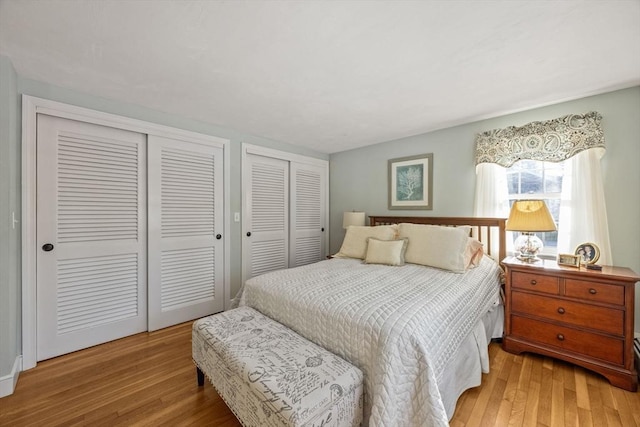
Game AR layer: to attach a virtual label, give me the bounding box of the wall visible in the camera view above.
[330,86,640,332]
[0,55,22,391]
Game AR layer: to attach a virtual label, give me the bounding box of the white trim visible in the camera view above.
[21,95,229,369]
[223,139,231,310]
[243,143,327,167]
[0,355,22,397]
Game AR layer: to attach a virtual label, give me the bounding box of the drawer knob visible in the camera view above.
[557,307,565,314]
[557,334,565,341]
[589,288,597,295]
[530,280,537,285]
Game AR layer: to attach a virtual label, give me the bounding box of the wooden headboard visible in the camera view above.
[369,216,507,262]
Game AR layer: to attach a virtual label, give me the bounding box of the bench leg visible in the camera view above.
[197,367,205,386]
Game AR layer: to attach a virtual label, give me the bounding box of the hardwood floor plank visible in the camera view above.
[537,361,554,426]
[550,379,565,427]
[574,366,591,410]
[1,324,639,427]
[523,379,541,427]
[577,407,594,427]
[563,389,578,427]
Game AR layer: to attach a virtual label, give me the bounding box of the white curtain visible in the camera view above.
[474,163,509,217]
[558,148,612,264]
[474,163,512,257]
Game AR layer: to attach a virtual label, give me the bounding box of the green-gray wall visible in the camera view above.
[330,86,640,332]
[0,56,21,380]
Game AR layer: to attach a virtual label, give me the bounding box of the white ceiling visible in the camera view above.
[1,0,639,154]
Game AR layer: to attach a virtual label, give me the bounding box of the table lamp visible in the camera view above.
[343,211,365,229]
[506,200,556,262]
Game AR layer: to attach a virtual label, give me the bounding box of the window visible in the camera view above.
[506,160,565,254]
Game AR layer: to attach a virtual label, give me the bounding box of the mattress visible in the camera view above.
[236,256,503,427]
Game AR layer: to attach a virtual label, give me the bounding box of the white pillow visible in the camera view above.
[335,225,398,259]
[364,238,408,266]
[398,223,470,272]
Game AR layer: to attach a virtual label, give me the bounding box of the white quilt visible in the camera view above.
[237,256,502,427]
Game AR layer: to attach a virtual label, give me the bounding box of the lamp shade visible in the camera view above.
[343,211,365,229]
[506,200,556,232]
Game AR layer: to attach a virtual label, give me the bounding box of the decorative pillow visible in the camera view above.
[335,225,398,259]
[398,223,470,272]
[464,237,484,269]
[364,238,409,266]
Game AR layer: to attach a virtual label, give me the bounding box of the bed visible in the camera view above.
[235,216,506,427]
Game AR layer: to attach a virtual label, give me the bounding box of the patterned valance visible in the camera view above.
[475,111,605,167]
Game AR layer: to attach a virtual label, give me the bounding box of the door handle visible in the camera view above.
[246,232,251,237]
[42,243,54,252]
[216,234,222,240]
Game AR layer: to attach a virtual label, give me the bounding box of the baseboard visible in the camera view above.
[0,355,22,398]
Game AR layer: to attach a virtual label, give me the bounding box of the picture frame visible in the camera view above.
[388,153,433,210]
[575,242,600,264]
[557,253,581,268]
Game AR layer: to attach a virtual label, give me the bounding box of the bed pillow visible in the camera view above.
[398,223,470,272]
[465,237,484,269]
[335,225,398,259]
[364,238,408,266]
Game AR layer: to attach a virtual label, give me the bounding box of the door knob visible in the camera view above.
[42,243,54,252]
[216,234,222,240]
[246,232,252,237]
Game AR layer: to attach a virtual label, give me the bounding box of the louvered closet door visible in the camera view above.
[289,162,326,267]
[243,154,289,280]
[147,136,224,331]
[36,115,147,361]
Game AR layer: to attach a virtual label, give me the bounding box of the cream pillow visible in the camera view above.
[364,238,408,266]
[335,225,398,259]
[398,223,470,272]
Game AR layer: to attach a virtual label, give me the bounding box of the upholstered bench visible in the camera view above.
[192,306,364,427]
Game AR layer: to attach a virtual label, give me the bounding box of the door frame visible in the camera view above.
[21,95,230,370]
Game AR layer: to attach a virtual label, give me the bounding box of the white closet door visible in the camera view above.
[36,114,147,361]
[289,162,327,267]
[147,136,224,331]
[243,154,289,280]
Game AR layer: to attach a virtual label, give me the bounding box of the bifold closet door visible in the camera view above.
[243,154,289,280]
[36,114,147,361]
[289,162,326,267]
[147,135,224,331]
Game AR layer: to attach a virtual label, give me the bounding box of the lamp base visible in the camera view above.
[514,232,543,262]
[516,253,542,263]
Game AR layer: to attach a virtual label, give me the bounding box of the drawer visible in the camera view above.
[564,279,625,306]
[511,292,624,335]
[511,271,559,295]
[511,315,623,365]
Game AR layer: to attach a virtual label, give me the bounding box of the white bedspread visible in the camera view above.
[237,256,502,427]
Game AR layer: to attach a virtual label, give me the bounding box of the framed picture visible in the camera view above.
[557,253,581,268]
[575,242,600,264]
[388,153,433,210]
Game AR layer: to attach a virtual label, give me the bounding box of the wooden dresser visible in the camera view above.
[502,257,639,391]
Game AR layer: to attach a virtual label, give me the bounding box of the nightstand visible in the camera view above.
[502,256,640,391]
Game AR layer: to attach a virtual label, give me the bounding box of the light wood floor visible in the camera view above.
[1,322,639,426]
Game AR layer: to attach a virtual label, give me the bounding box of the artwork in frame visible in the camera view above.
[388,153,433,210]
